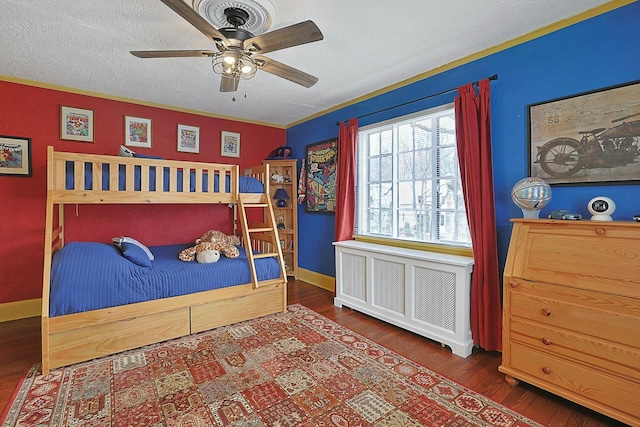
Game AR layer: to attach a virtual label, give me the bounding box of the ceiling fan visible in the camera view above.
[130,0,323,92]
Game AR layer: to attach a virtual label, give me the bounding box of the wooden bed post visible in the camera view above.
[41,147,54,374]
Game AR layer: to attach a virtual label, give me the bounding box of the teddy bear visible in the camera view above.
[178,230,241,262]
[197,230,241,257]
[194,243,220,264]
[178,241,221,264]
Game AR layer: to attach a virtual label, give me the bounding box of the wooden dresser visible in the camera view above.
[500,219,640,426]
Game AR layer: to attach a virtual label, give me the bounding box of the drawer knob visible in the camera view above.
[542,337,552,345]
[541,308,551,317]
[542,366,552,375]
[595,227,606,235]
[509,281,518,289]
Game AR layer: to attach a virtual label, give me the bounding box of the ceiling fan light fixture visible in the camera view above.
[212,52,257,80]
[240,62,254,74]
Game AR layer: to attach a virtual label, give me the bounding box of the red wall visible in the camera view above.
[0,80,285,303]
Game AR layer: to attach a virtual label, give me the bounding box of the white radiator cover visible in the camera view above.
[333,240,475,357]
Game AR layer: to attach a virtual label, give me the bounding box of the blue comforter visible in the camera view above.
[49,242,281,317]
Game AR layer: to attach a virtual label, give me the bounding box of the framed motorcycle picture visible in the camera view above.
[528,79,640,185]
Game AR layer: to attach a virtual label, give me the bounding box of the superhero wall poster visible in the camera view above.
[305,138,337,212]
[0,135,32,177]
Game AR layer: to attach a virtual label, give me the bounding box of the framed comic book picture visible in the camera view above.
[60,106,94,142]
[0,135,32,177]
[221,131,240,158]
[177,124,199,153]
[305,138,337,212]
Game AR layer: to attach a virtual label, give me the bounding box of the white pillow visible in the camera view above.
[112,236,154,260]
[119,145,135,157]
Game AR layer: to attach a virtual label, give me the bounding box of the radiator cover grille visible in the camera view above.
[372,259,405,314]
[414,267,456,332]
[341,252,366,302]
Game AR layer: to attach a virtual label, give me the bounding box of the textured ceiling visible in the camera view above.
[0,0,617,127]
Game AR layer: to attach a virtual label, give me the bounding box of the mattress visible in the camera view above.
[49,242,281,317]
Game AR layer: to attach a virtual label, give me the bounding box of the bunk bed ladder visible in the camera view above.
[237,193,287,289]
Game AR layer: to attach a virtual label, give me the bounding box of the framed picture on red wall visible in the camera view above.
[0,135,32,177]
[125,116,152,148]
[221,131,240,158]
[177,124,200,153]
[60,106,94,142]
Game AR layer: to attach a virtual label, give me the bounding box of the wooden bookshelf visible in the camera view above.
[263,159,298,278]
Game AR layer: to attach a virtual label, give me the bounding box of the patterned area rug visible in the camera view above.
[2,304,541,427]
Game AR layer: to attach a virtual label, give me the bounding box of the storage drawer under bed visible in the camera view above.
[48,307,190,370]
[190,286,285,333]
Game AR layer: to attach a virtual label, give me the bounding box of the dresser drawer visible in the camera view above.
[509,342,640,423]
[508,281,640,345]
[506,220,640,298]
[509,318,640,380]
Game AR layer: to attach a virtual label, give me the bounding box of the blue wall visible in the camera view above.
[287,2,640,277]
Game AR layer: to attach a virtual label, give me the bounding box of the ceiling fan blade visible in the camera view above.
[254,55,318,88]
[130,49,216,58]
[220,75,239,92]
[244,20,323,54]
[159,0,229,46]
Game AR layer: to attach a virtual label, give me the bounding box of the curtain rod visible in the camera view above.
[336,74,498,126]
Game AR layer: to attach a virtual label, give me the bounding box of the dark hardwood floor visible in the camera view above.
[1,280,626,426]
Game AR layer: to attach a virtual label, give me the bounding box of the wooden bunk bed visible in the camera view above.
[41,146,286,374]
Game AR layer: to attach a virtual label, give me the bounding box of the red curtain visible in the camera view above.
[454,79,502,352]
[335,118,359,241]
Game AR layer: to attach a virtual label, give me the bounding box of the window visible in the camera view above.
[355,105,471,247]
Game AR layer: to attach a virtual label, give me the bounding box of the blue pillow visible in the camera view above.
[119,241,152,267]
[113,236,155,260]
[133,153,164,160]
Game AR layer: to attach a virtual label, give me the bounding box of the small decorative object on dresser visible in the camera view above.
[587,196,616,221]
[547,209,581,220]
[501,219,640,426]
[511,177,552,218]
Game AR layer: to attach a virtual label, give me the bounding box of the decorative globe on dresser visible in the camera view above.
[511,177,552,218]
